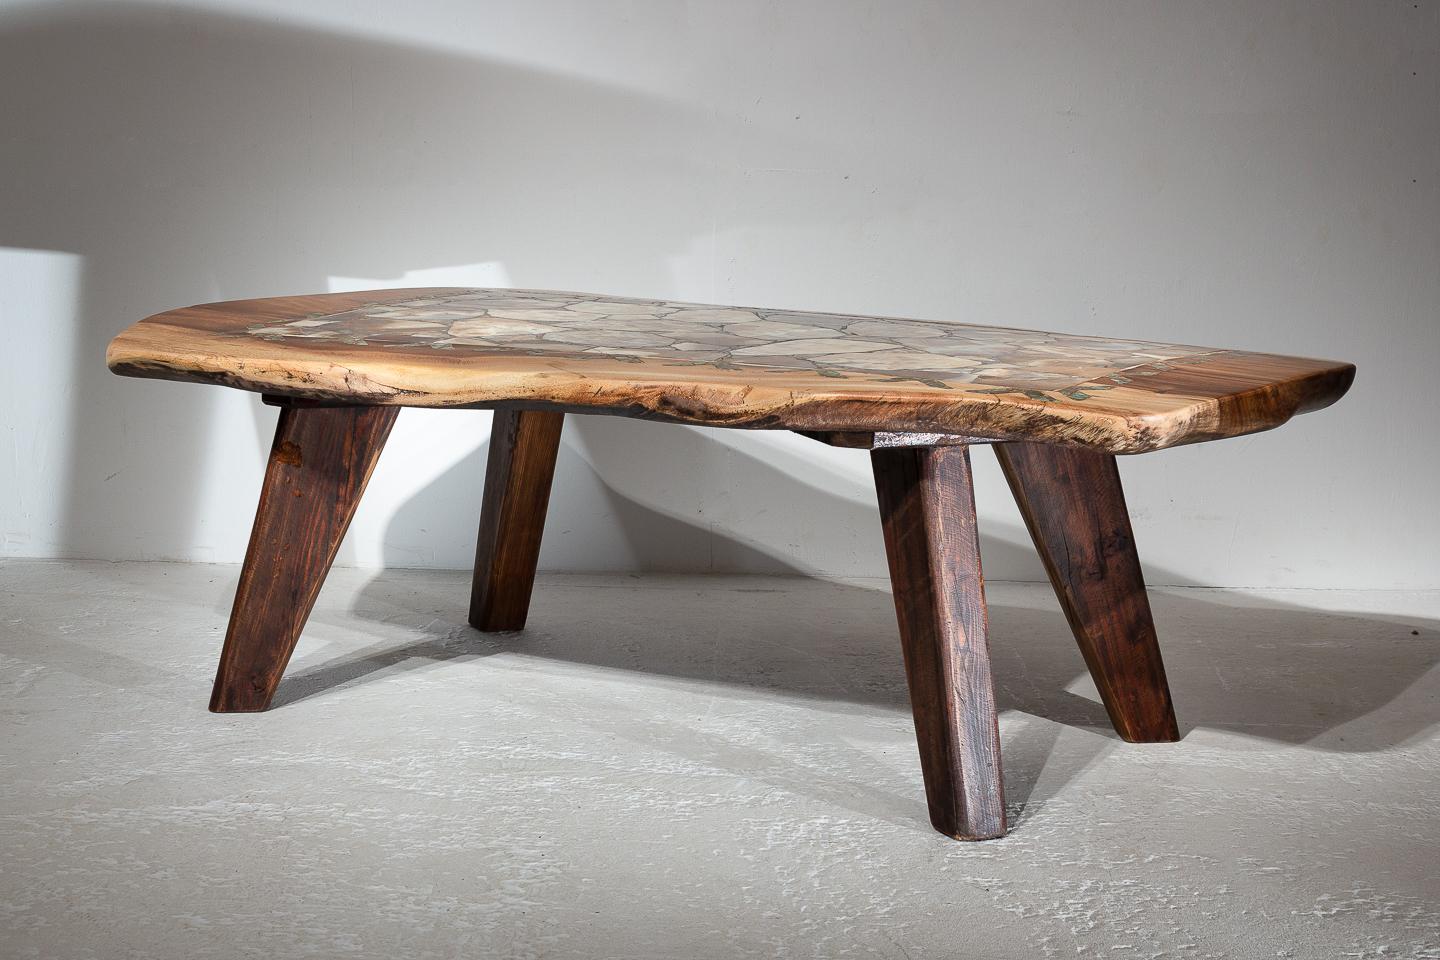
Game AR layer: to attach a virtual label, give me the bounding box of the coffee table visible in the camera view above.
[107,288,1354,840]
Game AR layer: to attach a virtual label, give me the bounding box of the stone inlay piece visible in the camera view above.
[239,288,1224,396]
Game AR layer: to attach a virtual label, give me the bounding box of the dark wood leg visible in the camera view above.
[210,403,398,712]
[469,409,564,631]
[872,444,1006,841]
[995,442,1180,743]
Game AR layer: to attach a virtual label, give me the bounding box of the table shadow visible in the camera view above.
[0,0,825,565]
[247,420,1440,831]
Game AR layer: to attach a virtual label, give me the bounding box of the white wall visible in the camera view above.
[1,0,1436,589]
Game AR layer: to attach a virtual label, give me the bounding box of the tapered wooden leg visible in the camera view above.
[872,444,1006,841]
[995,442,1180,743]
[210,403,398,712]
[469,409,564,631]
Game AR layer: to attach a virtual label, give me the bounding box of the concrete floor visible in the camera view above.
[2,560,1437,959]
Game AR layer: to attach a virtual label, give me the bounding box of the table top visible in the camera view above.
[106,288,1353,453]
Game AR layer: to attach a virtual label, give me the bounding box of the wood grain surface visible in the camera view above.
[469,409,565,631]
[996,442,1180,743]
[210,403,398,712]
[872,444,1006,840]
[107,288,1355,454]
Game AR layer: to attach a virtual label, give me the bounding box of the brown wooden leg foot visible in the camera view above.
[469,409,564,631]
[210,403,398,712]
[872,444,1006,841]
[995,442,1180,743]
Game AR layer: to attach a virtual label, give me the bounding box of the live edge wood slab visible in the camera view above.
[108,288,1354,841]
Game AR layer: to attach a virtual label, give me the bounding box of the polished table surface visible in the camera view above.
[107,287,1354,453]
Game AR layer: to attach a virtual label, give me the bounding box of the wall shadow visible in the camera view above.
[374,415,1046,577]
[0,1,822,563]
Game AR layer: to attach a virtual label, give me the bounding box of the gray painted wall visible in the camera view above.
[2,0,1436,588]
